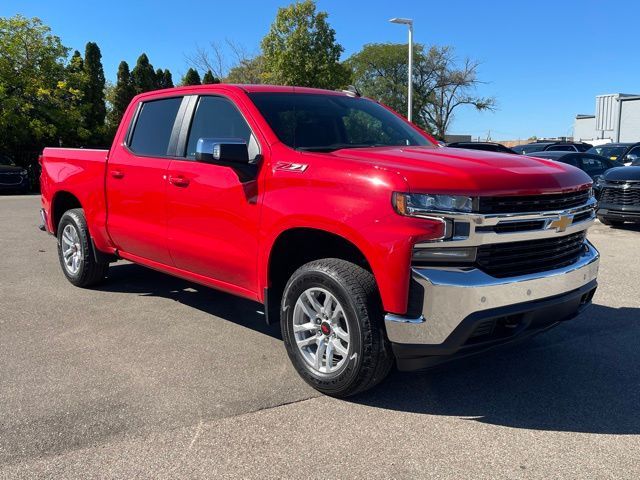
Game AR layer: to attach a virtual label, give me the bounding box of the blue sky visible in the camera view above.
[5,0,640,139]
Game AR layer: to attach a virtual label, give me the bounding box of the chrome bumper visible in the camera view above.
[385,240,599,345]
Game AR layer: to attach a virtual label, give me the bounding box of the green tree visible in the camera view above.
[64,50,90,145]
[260,0,350,89]
[155,68,174,89]
[83,42,106,145]
[181,68,201,86]
[225,55,264,84]
[0,15,73,155]
[131,53,157,93]
[202,69,220,84]
[107,60,135,134]
[346,43,496,137]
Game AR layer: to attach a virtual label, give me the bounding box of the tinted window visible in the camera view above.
[557,155,578,166]
[587,145,627,159]
[519,144,548,154]
[580,156,609,175]
[129,97,182,156]
[248,93,430,151]
[185,96,257,160]
[546,145,576,152]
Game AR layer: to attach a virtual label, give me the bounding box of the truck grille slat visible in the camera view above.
[600,186,640,207]
[479,190,590,213]
[476,232,586,278]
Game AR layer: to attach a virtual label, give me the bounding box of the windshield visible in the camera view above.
[248,93,432,152]
[0,155,15,166]
[587,145,627,160]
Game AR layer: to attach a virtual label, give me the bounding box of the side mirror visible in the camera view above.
[625,153,639,164]
[195,138,249,165]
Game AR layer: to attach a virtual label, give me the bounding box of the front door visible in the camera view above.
[165,95,264,294]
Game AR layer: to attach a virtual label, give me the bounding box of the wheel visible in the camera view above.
[598,216,625,227]
[280,258,393,397]
[57,208,109,287]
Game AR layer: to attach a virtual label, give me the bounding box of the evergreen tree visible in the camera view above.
[202,69,220,84]
[83,42,106,144]
[155,68,175,89]
[107,61,136,131]
[181,68,201,86]
[162,69,174,88]
[131,53,157,93]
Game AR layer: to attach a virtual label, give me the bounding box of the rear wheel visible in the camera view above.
[57,208,109,287]
[281,258,393,397]
[599,216,625,227]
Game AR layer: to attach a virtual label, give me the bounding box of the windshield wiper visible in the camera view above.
[296,143,388,152]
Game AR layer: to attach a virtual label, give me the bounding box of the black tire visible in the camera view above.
[598,216,625,227]
[57,208,109,287]
[281,258,393,397]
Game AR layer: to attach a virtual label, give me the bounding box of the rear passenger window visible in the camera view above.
[128,97,182,156]
[185,96,259,160]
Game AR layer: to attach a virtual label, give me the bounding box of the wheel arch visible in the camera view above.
[264,227,375,324]
[51,190,82,234]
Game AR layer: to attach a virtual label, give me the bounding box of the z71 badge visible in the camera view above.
[274,162,308,172]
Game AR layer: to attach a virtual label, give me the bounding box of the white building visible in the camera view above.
[574,93,640,144]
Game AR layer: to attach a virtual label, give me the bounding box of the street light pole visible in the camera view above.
[389,17,414,122]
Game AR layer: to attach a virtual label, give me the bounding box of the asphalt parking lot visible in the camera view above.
[1,195,639,479]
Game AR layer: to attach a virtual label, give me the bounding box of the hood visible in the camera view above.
[328,146,592,196]
[0,164,22,174]
[603,166,640,181]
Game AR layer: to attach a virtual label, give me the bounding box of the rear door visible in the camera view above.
[106,96,187,264]
[165,94,264,294]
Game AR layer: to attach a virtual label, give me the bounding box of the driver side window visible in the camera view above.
[185,96,260,160]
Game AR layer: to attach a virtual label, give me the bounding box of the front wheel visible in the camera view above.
[281,258,393,397]
[57,208,109,287]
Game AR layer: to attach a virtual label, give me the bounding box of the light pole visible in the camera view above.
[389,17,414,122]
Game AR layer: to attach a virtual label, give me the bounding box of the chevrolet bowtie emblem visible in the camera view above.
[548,214,573,232]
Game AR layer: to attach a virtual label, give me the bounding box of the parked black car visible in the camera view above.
[587,142,640,166]
[446,141,517,154]
[513,141,593,155]
[0,154,30,194]
[527,151,621,181]
[596,167,640,226]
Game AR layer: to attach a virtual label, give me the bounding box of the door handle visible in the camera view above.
[111,170,124,179]
[168,175,190,187]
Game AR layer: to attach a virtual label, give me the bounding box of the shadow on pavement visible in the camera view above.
[102,262,281,339]
[352,303,640,435]
[101,263,639,435]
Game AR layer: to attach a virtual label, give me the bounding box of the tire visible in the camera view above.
[57,208,109,287]
[598,216,625,227]
[281,258,393,397]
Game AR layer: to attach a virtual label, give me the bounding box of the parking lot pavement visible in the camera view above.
[1,195,639,479]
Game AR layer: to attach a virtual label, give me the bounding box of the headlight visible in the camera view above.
[19,169,28,176]
[393,192,474,217]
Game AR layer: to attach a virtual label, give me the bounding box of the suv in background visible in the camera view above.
[513,142,593,155]
[587,142,640,166]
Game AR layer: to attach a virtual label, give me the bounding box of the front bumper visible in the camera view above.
[385,241,599,367]
[597,206,640,223]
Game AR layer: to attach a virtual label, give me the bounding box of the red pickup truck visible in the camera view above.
[40,85,600,397]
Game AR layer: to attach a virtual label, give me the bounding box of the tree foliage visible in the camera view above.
[202,69,220,84]
[347,43,495,138]
[0,15,72,152]
[260,0,350,89]
[131,53,157,94]
[107,60,135,134]
[181,68,201,86]
[83,42,106,145]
